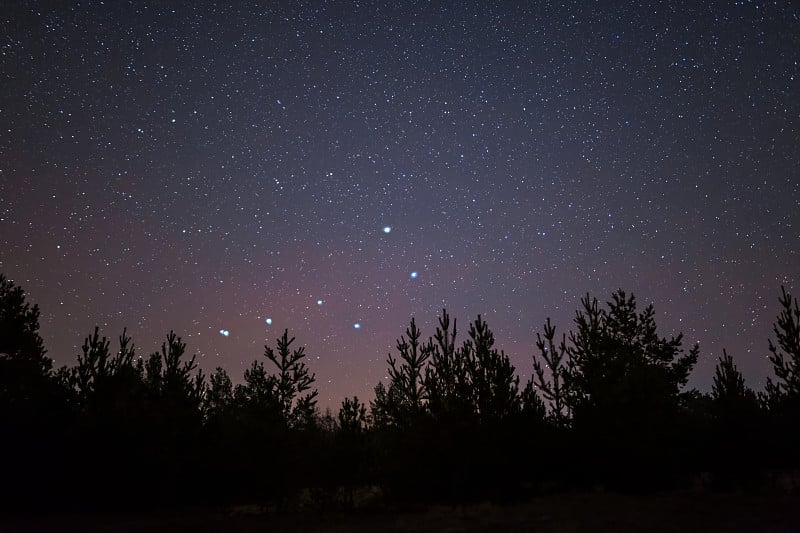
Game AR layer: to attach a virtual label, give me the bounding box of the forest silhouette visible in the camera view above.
[1,272,799,512]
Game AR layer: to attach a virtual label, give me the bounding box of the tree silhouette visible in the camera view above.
[424,310,472,420]
[461,315,520,423]
[0,274,50,374]
[333,396,370,507]
[760,286,800,470]
[712,350,756,406]
[556,290,699,487]
[369,381,396,429]
[69,327,140,407]
[0,275,69,510]
[565,290,699,420]
[263,329,319,428]
[372,318,430,427]
[765,286,800,401]
[705,350,762,489]
[531,317,569,425]
[338,396,368,433]
[205,366,235,420]
[142,330,206,406]
[520,380,548,422]
[237,360,280,413]
[421,310,521,423]
[0,275,58,414]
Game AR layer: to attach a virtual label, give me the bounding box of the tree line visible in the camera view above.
[1,273,799,511]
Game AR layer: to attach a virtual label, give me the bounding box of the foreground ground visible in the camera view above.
[3,491,799,532]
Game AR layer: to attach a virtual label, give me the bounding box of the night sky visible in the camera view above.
[1,1,798,407]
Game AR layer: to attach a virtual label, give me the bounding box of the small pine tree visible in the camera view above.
[263,329,319,427]
[708,349,761,488]
[369,381,396,429]
[71,327,139,405]
[237,360,279,410]
[712,349,755,405]
[144,331,205,408]
[0,274,51,374]
[462,315,520,423]
[424,310,472,420]
[520,380,547,422]
[205,367,234,420]
[338,396,368,434]
[765,286,800,401]
[531,317,569,425]
[376,318,431,427]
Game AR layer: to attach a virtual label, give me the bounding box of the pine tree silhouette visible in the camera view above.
[338,396,368,433]
[0,275,69,510]
[712,350,756,406]
[205,366,235,420]
[565,290,698,420]
[461,315,520,423]
[263,329,319,428]
[372,318,430,427]
[761,286,800,470]
[557,290,700,488]
[531,317,569,425]
[425,310,472,420]
[707,349,761,489]
[765,286,800,401]
[0,274,51,374]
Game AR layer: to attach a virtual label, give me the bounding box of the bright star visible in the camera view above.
[265,318,272,325]
[383,226,392,234]
[353,323,361,329]
[410,271,418,279]
[219,329,229,337]
[317,299,323,305]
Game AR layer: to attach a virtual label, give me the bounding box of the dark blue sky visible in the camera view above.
[1,1,798,407]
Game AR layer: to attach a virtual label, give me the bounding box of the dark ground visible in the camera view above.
[3,491,799,533]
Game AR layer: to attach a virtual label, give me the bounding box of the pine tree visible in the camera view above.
[0,274,51,374]
[205,367,234,420]
[530,317,569,425]
[0,275,69,509]
[71,327,139,407]
[375,318,430,427]
[424,310,472,420]
[765,286,800,401]
[136,331,206,423]
[424,311,521,423]
[712,350,755,406]
[338,396,368,434]
[555,290,699,487]
[462,315,520,423]
[369,381,396,429]
[263,329,318,427]
[565,290,699,420]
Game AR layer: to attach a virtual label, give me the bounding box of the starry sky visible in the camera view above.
[1,1,798,407]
